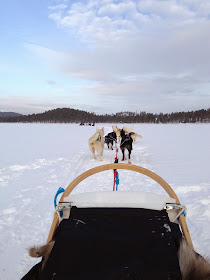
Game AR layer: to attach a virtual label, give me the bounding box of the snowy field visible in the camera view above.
[0,123,210,279]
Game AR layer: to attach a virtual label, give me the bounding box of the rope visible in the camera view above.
[54,187,65,217]
[115,171,119,191]
[114,148,119,163]
[120,135,131,147]
[113,148,119,191]
[173,206,187,222]
[107,135,117,142]
[113,170,120,191]
[113,170,117,191]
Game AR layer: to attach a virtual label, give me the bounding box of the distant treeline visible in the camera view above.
[0,107,210,123]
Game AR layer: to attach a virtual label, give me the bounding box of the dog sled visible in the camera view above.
[22,163,193,280]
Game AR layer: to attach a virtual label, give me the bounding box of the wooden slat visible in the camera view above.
[47,163,193,248]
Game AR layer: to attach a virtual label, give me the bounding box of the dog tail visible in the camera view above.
[127,125,135,133]
[134,133,143,139]
[178,239,210,280]
[123,126,135,135]
[29,241,55,258]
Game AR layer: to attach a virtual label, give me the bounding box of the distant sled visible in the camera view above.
[22,163,208,280]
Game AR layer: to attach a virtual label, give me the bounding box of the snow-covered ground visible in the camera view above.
[0,123,210,279]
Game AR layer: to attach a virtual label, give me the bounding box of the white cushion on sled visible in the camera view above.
[63,191,176,211]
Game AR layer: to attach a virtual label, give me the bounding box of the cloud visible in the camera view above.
[48,0,210,41]
[46,80,57,85]
[23,1,210,113]
[46,1,210,78]
[48,3,68,11]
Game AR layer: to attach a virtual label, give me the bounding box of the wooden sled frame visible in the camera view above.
[47,163,193,249]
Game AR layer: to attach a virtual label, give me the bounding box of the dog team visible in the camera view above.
[88,125,143,163]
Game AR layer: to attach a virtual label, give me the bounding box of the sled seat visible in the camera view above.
[40,206,183,279]
[63,191,176,209]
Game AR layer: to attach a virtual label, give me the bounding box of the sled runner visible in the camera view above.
[22,163,193,280]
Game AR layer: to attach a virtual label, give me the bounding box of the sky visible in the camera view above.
[1,0,210,115]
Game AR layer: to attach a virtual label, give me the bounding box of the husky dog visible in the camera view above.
[178,239,210,280]
[123,126,143,142]
[120,128,133,164]
[113,126,143,143]
[111,126,134,163]
[88,127,104,161]
[105,126,118,150]
[29,241,55,270]
[105,131,117,150]
[112,126,121,144]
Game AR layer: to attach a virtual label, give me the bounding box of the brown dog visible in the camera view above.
[29,241,55,270]
[178,239,210,280]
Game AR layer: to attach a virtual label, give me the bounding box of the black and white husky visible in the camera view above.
[120,128,133,164]
[105,127,117,150]
[105,131,117,150]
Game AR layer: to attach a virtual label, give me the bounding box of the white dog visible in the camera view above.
[88,127,104,161]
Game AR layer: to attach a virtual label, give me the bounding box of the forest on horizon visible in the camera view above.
[0,107,210,123]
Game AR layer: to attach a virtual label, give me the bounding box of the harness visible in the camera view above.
[105,133,117,143]
[97,134,101,142]
[120,134,131,146]
[108,135,117,142]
